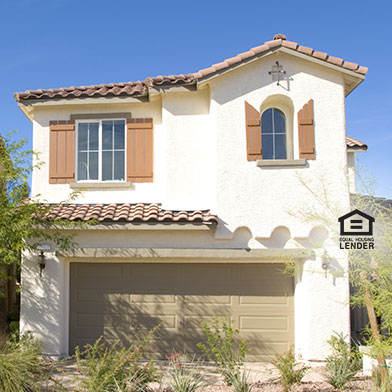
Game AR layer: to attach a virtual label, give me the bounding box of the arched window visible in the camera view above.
[261,108,287,159]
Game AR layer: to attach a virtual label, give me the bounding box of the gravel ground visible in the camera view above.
[198,378,373,392]
[43,361,375,392]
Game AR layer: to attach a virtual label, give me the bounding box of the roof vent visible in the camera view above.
[273,33,287,41]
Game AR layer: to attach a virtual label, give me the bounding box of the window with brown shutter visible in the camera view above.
[126,118,153,182]
[298,99,315,160]
[49,117,154,184]
[244,101,262,161]
[49,121,75,184]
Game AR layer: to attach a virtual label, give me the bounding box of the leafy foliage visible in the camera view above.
[0,133,85,299]
[227,369,254,392]
[324,332,361,390]
[272,347,308,392]
[74,326,160,392]
[166,353,204,392]
[0,333,43,392]
[197,317,249,386]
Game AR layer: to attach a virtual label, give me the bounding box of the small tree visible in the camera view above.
[292,168,392,391]
[272,347,308,392]
[0,133,81,330]
[197,317,249,385]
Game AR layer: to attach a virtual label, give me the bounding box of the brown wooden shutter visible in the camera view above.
[244,101,262,161]
[126,118,153,182]
[49,121,75,184]
[298,99,315,159]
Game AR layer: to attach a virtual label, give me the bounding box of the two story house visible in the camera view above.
[14,34,368,362]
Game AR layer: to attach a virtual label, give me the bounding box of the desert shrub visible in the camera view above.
[197,317,249,386]
[75,326,160,392]
[272,347,308,392]
[324,332,362,390]
[0,333,43,392]
[167,353,204,392]
[227,369,254,392]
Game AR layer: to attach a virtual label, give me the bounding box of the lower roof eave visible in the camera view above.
[56,247,313,261]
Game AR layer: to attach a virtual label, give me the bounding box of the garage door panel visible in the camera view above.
[183,295,232,304]
[77,314,104,327]
[182,315,229,330]
[76,290,129,303]
[240,294,291,305]
[240,316,288,331]
[131,294,176,304]
[183,265,232,285]
[130,315,177,329]
[69,263,294,360]
[181,305,233,318]
[239,265,287,280]
[131,265,179,282]
[76,263,125,279]
[72,326,103,339]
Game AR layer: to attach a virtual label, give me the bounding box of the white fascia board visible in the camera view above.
[347,148,367,153]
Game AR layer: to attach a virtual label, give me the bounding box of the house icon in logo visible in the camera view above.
[338,209,375,236]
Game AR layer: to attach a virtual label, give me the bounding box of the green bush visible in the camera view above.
[75,327,160,392]
[324,332,362,390]
[8,321,19,342]
[167,353,204,392]
[272,347,308,392]
[197,317,249,386]
[227,369,254,392]
[0,333,43,392]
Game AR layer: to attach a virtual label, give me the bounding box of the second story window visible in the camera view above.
[261,108,286,159]
[77,119,126,181]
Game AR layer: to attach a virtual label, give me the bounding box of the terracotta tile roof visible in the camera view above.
[14,81,146,102]
[346,136,368,150]
[45,203,218,224]
[14,34,367,102]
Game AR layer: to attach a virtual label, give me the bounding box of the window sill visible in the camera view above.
[256,159,307,167]
[70,182,133,189]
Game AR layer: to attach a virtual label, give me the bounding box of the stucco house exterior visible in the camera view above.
[14,34,368,362]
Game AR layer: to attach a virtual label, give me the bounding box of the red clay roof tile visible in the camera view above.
[14,35,367,102]
[346,136,368,151]
[45,203,218,224]
[346,136,367,150]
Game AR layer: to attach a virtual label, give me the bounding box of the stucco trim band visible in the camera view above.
[57,247,313,260]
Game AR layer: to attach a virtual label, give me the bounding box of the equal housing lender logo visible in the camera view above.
[338,209,375,249]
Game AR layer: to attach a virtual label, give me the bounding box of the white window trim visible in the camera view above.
[75,118,127,183]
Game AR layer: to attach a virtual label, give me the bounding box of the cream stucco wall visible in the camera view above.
[21,51,358,362]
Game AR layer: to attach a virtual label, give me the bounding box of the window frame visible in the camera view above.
[261,107,288,160]
[75,118,127,183]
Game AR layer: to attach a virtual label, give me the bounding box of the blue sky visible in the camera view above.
[1,0,391,198]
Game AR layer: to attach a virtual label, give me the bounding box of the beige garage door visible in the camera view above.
[69,263,294,361]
